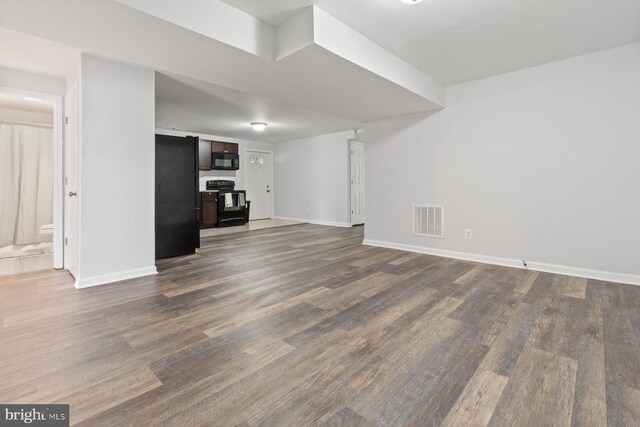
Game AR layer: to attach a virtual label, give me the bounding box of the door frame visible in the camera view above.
[349,139,365,226]
[63,82,79,276]
[243,148,275,220]
[0,85,64,269]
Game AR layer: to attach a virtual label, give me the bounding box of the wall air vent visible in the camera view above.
[413,205,444,238]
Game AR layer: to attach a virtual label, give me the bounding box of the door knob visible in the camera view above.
[68,191,77,197]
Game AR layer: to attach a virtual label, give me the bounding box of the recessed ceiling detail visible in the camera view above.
[155,73,361,143]
[2,0,636,136]
[1,0,444,123]
[113,0,444,108]
[221,0,313,27]
[220,0,640,85]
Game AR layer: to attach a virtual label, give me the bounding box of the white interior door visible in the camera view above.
[64,83,79,277]
[350,140,365,225]
[245,150,273,220]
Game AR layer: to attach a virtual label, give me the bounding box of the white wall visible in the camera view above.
[155,128,275,191]
[0,66,66,96]
[76,54,156,287]
[274,130,353,227]
[364,43,640,284]
[113,0,275,59]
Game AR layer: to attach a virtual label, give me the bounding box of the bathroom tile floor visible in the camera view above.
[0,249,53,276]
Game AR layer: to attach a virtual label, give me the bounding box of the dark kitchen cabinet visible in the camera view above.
[198,139,212,170]
[199,140,239,171]
[211,141,238,154]
[200,192,218,228]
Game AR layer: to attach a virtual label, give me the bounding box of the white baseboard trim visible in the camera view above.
[272,216,352,228]
[523,261,640,286]
[75,266,158,289]
[362,239,640,286]
[309,220,352,228]
[271,215,306,223]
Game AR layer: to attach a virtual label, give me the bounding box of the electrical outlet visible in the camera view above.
[465,229,473,239]
[305,207,309,213]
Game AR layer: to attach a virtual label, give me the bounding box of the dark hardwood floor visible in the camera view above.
[1,224,639,426]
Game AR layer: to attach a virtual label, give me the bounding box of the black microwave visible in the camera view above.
[211,152,240,171]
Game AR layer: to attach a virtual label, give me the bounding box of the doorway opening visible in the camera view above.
[0,89,64,276]
[350,139,365,226]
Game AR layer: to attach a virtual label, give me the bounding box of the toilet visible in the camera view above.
[39,224,54,235]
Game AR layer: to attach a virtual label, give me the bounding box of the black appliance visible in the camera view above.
[211,152,240,171]
[207,180,247,227]
[206,180,235,191]
[155,134,200,259]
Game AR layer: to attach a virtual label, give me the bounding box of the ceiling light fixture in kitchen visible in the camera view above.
[401,0,424,3]
[251,122,268,131]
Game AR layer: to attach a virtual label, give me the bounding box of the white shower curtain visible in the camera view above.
[0,123,54,246]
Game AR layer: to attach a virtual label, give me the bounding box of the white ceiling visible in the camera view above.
[0,27,79,78]
[2,0,638,142]
[222,0,313,27]
[156,73,360,143]
[0,0,442,139]
[221,0,640,85]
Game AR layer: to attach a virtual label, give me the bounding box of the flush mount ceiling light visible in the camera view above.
[401,0,424,3]
[251,122,268,131]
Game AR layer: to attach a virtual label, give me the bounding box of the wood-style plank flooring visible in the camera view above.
[1,224,639,426]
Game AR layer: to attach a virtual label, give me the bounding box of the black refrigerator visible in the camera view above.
[155,134,200,259]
